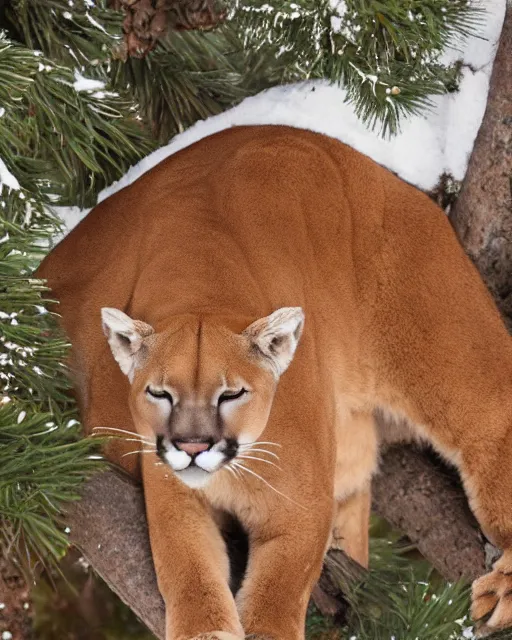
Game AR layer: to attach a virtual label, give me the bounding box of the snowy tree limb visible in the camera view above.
[67,471,166,640]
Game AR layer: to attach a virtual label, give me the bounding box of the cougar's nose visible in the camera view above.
[173,439,211,456]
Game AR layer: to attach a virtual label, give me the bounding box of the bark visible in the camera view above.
[449,4,512,327]
[66,471,166,640]
[372,445,485,582]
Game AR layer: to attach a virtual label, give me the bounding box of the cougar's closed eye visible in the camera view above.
[218,388,247,404]
[146,386,174,404]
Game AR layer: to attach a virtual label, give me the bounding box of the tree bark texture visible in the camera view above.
[67,471,166,640]
[372,445,485,582]
[65,5,512,636]
[449,3,512,327]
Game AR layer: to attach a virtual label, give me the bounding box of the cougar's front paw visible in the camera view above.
[472,568,512,635]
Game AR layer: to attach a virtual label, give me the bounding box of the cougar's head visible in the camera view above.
[101,307,304,488]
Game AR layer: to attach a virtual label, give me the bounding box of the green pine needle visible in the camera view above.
[0,215,104,575]
[111,28,250,143]
[320,536,512,640]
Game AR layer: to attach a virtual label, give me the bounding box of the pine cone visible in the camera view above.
[111,0,226,59]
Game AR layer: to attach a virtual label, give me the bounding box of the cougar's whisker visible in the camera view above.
[121,448,157,458]
[92,426,153,444]
[93,426,140,437]
[110,437,157,446]
[237,454,282,470]
[228,462,243,480]
[231,462,307,511]
[224,465,239,479]
[230,463,241,476]
[238,447,280,460]
[239,441,282,448]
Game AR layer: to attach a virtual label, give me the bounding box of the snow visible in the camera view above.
[73,69,105,92]
[55,0,505,237]
[85,12,109,35]
[0,157,20,192]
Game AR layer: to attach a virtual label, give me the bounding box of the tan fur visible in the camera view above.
[331,488,371,568]
[36,125,512,638]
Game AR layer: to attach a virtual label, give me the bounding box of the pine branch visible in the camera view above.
[232,0,482,135]
[323,541,474,640]
[111,28,248,141]
[0,219,104,576]
[0,36,154,209]
[0,14,155,576]
[6,0,122,67]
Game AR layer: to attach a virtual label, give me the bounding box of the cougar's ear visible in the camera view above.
[101,308,154,381]
[243,307,305,376]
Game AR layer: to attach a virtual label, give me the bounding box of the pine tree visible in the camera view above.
[0,0,494,637]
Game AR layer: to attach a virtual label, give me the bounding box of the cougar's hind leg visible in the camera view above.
[330,487,371,568]
[331,409,378,568]
[311,410,375,616]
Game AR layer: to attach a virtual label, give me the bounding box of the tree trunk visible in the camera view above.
[449,3,512,327]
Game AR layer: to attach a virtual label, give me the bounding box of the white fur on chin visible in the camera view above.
[175,466,213,489]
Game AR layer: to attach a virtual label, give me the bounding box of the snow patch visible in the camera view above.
[73,69,105,92]
[0,157,21,191]
[86,12,109,34]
